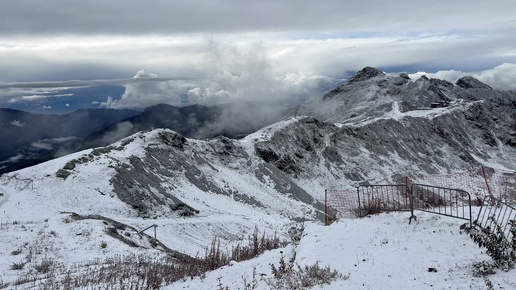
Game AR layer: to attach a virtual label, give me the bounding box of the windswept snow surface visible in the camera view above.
[168,211,516,290]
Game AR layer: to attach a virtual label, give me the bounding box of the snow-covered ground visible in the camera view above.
[1,161,515,289]
[1,125,515,289]
[167,210,516,290]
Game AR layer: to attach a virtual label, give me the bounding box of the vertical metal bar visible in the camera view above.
[477,196,488,226]
[405,176,409,209]
[325,189,328,226]
[482,166,493,197]
[357,187,362,218]
[377,186,381,211]
[500,205,510,242]
[409,184,416,223]
[467,192,472,227]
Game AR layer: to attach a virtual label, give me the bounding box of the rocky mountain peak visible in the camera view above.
[348,66,386,83]
[456,76,493,90]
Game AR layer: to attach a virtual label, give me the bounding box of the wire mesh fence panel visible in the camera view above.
[411,184,472,225]
[407,167,487,199]
[481,167,516,202]
[356,185,409,218]
[325,167,514,225]
[475,196,516,244]
[407,166,516,203]
[324,189,359,224]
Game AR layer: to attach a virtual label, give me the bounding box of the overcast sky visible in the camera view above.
[1,0,516,110]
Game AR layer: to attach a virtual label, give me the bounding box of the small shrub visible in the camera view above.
[11,249,22,255]
[100,241,108,249]
[472,261,497,277]
[230,227,284,262]
[267,253,348,289]
[35,259,54,274]
[0,281,10,289]
[288,222,305,245]
[473,196,483,207]
[461,217,516,275]
[10,262,25,270]
[358,198,382,217]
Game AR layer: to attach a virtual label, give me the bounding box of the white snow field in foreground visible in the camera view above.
[168,211,516,290]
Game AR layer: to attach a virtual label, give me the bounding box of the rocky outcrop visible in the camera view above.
[294,66,516,123]
[348,67,386,83]
[456,76,493,90]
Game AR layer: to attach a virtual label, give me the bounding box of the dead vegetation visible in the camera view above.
[7,227,286,289]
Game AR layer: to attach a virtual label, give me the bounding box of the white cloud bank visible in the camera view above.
[101,42,338,110]
[409,63,516,91]
[103,58,516,111]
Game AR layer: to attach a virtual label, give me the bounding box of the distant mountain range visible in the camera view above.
[0,108,140,173]
[0,101,288,174]
[2,66,515,176]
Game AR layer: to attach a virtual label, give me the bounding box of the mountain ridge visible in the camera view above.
[1,66,516,288]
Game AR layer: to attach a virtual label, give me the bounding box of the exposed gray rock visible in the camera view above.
[456,76,493,90]
[348,66,386,83]
[56,169,71,179]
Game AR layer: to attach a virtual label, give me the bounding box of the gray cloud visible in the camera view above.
[0,154,24,165]
[1,1,515,36]
[474,63,516,91]
[100,42,339,110]
[1,0,515,109]
[101,121,135,145]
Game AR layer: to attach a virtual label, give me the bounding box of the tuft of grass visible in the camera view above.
[35,259,54,274]
[10,262,25,270]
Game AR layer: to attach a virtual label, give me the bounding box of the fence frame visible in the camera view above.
[475,195,516,244]
[326,183,473,226]
[356,184,410,218]
[410,183,472,227]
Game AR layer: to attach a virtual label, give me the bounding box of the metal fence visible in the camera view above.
[326,183,472,225]
[324,189,359,224]
[411,184,472,226]
[356,184,409,217]
[475,195,516,244]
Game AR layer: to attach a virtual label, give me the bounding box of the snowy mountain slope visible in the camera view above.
[0,125,325,288]
[1,115,515,288]
[1,66,516,288]
[293,66,516,123]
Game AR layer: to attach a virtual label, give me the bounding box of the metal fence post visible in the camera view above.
[324,189,328,226]
[357,186,362,218]
[408,184,417,224]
